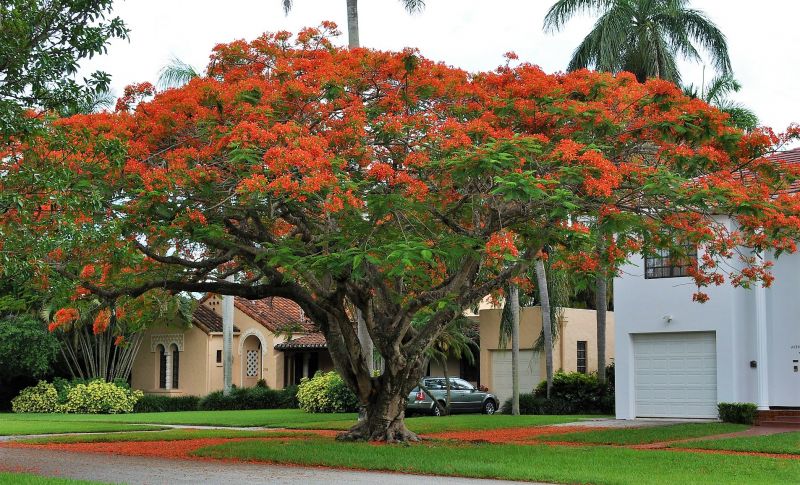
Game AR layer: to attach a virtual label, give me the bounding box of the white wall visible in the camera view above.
[765,251,800,406]
[613,220,761,418]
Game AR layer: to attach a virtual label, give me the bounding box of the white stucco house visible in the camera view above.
[614,148,800,420]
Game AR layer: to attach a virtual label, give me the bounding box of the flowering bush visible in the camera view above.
[11,380,62,413]
[296,371,358,413]
[61,380,143,414]
[12,379,142,414]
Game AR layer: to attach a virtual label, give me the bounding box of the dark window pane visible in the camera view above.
[644,243,697,279]
[577,340,588,374]
[172,346,179,389]
[158,345,167,389]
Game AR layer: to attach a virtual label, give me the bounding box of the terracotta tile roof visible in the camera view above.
[234,297,316,333]
[765,148,800,194]
[732,147,800,194]
[192,304,240,334]
[274,332,327,350]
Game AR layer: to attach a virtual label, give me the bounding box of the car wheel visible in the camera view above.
[482,400,496,415]
[432,401,445,416]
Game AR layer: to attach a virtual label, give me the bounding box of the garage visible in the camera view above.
[490,350,541,404]
[633,332,717,418]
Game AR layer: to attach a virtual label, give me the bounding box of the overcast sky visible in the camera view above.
[83,0,799,135]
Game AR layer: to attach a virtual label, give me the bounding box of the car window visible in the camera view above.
[452,378,474,390]
[423,378,444,390]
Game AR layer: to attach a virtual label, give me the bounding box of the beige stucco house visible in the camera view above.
[477,307,615,403]
[131,294,613,403]
[130,295,334,397]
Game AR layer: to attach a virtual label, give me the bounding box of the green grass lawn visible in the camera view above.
[0,420,164,437]
[192,438,800,485]
[18,428,320,445]
[672,431,800,454]
[538,422,747,445]
[0,410,597,435]
[0,472,102,484]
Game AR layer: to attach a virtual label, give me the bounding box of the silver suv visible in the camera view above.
[407,377,499,416]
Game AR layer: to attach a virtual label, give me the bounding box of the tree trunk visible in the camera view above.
[510,284,520,415]
[337,373,420,443]
[346,0,360,48]
[535,258,553,398]
[596,241,608,384]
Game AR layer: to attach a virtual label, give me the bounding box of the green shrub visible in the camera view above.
[134,394,200,413]
[13,379,142,414]
[11,380,61,413]
[296,371,358,413]
[718,402,757,424]
[197,385,298,411]
[61,380,143,414]
[501,370,614,415]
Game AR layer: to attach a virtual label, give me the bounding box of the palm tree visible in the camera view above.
[534,257,554,398]
[683,74,758,131]
[282,0,425,48]
[509,284,520,415]
[595,233,609,384]
[543,0,731,84]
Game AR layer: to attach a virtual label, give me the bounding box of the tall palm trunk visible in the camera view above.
[595,236,608,383]
[509,284,520,415]
[222,293,234,395]
[535,258,553,398]
[442,357,452,415]
[346,0,360,48]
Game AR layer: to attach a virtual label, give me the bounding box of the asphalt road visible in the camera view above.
[0,447,543,485]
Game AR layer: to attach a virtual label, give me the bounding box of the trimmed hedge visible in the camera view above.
[134,394,200,413]
[296,371,358,413]
[718,402,758,424]
[198,385,298,411]
[502,369,614,415]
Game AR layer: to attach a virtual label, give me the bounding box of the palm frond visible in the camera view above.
[402,0,425,13]
[704,74,741,104]
[543,0,614,33]
[158,57,200,90]
[677,8,731,74]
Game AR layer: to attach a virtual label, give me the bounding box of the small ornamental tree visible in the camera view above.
[2,24,800,441]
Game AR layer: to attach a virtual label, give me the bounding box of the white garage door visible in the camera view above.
[633,332,717,418]
[491,350,541,404]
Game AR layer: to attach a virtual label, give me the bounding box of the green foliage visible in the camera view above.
[134,395,201,413]
[197,385,298,411]
[61,380,142,414]
[502,370,614,414]
[12,379,142,414]
[0,0,128,139]
[296,371,359,413]
[718,402,758,425]
[11,381,61,413]
[0,315,59,379]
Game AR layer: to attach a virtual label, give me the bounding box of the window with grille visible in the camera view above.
[644,244,697,279]
[171,344,180,389]
[157,345,167,389]
[246,350,259,377]
[577,341,588,374]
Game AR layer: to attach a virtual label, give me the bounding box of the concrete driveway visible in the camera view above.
[1,447,546,485]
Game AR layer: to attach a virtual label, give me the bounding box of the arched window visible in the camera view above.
[157,344,167,389]
[170,343,180,389]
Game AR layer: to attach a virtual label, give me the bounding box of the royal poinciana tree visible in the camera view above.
[3,24,800,441]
